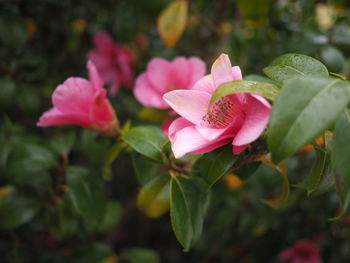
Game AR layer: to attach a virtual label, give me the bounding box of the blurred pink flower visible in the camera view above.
[37,61,118,135]
[163,53,271,158]
[279,240,322,263]
[134,56,206,109]
[88,31,134,95]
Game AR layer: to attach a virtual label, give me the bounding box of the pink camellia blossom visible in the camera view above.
[163,53,271,158]
[278,240,322,263]
[37,61,119,135]
[134,56,206,109]
[88,31,134,95]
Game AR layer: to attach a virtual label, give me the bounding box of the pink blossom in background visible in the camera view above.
[163,53,271,158]
[88,31,134,95]
[37,61,118,135]
[278,240,322,263]
[134,56,206,109]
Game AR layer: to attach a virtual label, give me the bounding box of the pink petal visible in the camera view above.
[169,57,189,88]
[188,57,206,85]
[278,248,294,261]
[52,78,95,114]
[231,66,243,81]
[87,60,104,91]
[163,90,211,125]
[211,53,233,88]
[37,108,90,127]
[162,118,176,135]
[134,73,169,109]
[233,94,271,146]
[191,74,216,94]
[146,58,171,93]
[233,144,248,154]
[168,117,193,140]
[88,51,112,71]
[93,31,116,53]
[89,89,115,122]
[170,124,229,158]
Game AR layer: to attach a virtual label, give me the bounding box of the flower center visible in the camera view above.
[202,97,244,129]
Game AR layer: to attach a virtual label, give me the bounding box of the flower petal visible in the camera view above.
[211,53,233,88]
[231,66,243,81]
[191,74,215,94]
[52,78,95,114]
[169,57,189,88]
[90,90,115,122]
[233,94,271,146]
[134,73,169,109]
[87,60,104,91]
[37,108,90,127]
[188,57,206,85]
[146,58,171,93]
[163,90,211,124]
[232,144,248,154]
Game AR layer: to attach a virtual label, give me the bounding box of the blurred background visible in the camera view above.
[1,0,350,262]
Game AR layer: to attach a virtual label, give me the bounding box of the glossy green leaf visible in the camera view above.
[210,80,280,105]
[123,248,160,263]
[263,53,329,84]
[193,145,238,186]
[122,126,167,162]
[170,176,209,251]
[132,152,163,186]
[268,77,350,164]
[332,110,350,218]
[66,166,107,227]
[0,189,41,229]
[244,74,279,85]
[137,174,170,218]
[139,107,169,122]
[98,201,123,232]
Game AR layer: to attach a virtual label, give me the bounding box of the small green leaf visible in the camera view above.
[263,53,329,84]
[102,142,126,181]
[210,80,280,105]
[268,77,350,164]
[123,248,160,263]
[0,189,41,229]
[122,126,167,162]
[137,174,170,218]
[170,176,209,251]
[139,107,169,122]
[297,145,331,195]
[50,132,76,156]
[244,74,279,85]
[98,201,123,232]
[66,166,107,227]
[132,152,163,186]
[320,46,345,73]
[332,110,350,218]
[193,145,238,186]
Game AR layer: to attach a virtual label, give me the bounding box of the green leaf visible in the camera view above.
[137,174,170,218]
[122,126,167,162]
[268,77,350,164]
[139,107,169,122]
[263,53,329,84]
[66,166,107,227]
[237,0,270,19]
[332,110,350,218]
[98,201,123,232]
[132,152,163,186]
[210,80,280,105]
[297,145,331,195]
[0,77,16,112]
[123,248,160,263]
[320,46,345,73]
[170,176,209,251]
[50,132,76,156]
[244,74,279,85]
[0,189,41,229]
[193,145,238,186]
[102,142,126,181]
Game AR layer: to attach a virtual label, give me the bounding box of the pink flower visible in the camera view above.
[37,61,118,135]
[163,53,271,158]
[88,31,134,95]
[134,56,206,109]
[278,240,322,263]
